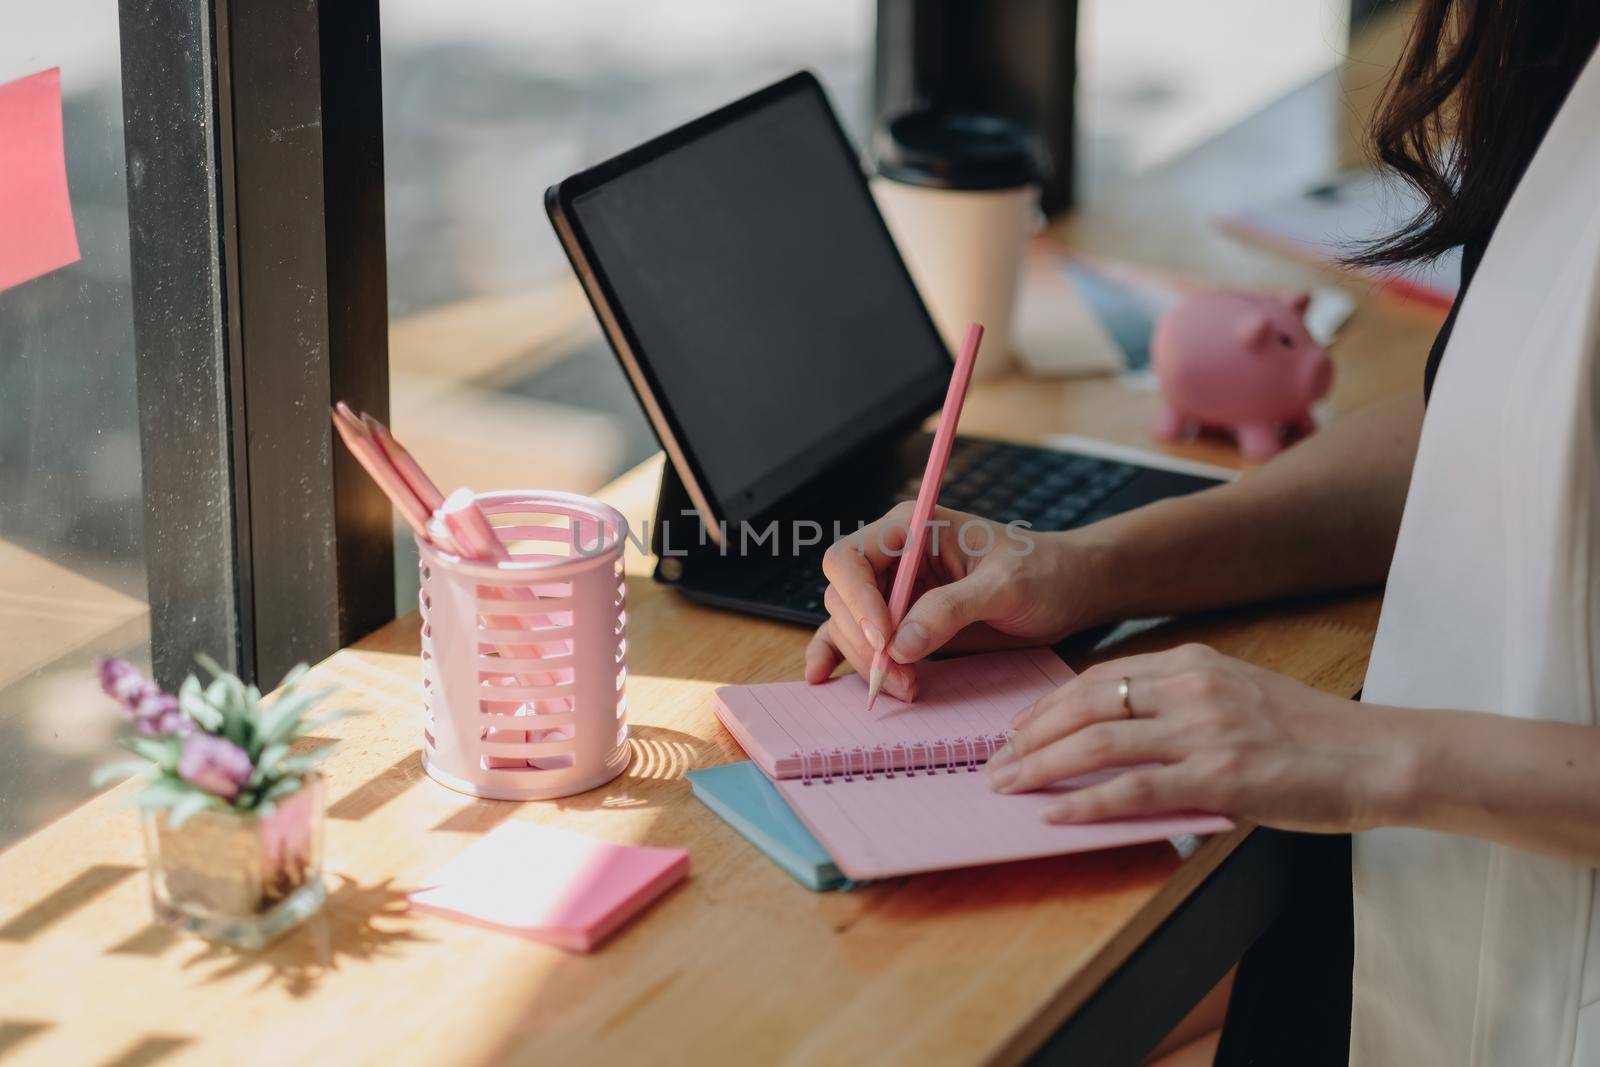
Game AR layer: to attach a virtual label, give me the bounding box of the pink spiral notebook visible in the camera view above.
[713,649,1232,880]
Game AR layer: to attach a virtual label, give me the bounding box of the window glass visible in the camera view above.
[380,0,874,607]
[0,6,147,847]
[379,0,1351,607]
[1078,0,1350,195]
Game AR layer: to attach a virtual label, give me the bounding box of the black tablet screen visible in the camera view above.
[568,81,949,523]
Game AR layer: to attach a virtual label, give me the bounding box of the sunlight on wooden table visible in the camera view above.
[0,443,1380,1067]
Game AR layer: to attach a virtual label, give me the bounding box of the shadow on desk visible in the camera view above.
[167,875,427,999]
[869,843,1182,929]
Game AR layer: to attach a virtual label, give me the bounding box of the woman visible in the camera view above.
[807,4,1600,1064]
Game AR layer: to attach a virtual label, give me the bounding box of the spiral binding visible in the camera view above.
[794,731,1011,786]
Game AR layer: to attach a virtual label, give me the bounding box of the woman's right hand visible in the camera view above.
[804,503,1109,702]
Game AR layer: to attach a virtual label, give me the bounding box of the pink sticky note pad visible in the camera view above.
[0,68,81,292]
[408,822,689,953]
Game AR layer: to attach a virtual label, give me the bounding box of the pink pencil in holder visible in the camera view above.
[366,413,447,512]
[332,404,444,548]
[433,490,578,770]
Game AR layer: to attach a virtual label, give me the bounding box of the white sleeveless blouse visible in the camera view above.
[1353,46,1600,1066]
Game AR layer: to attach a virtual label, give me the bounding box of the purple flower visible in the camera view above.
[96,658,186,736]
[132,684,187,737]
[95,657,147,705]
[178,733,253,801]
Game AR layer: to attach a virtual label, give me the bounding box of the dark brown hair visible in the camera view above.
[1356,1,1600,267]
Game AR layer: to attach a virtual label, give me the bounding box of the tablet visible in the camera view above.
[546,72,950,530]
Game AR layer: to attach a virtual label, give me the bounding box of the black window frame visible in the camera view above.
[119,0,393,687]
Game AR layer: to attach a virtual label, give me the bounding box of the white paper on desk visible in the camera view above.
[1045,434,1241,482]
[1304,286,1356,346]
[1012,247,1125,378]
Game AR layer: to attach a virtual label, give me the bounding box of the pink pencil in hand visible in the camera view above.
[866,322,984,711]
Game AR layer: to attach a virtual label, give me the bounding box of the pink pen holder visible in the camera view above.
[417,491,630,801]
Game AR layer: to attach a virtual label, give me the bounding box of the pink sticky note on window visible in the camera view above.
[408,822,689,953]
[0,67,81,292]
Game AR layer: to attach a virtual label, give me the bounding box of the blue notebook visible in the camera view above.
[686,761,851,892]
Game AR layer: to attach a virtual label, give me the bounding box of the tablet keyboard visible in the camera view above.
[914,438,1140,529]
[748,441,1142,619]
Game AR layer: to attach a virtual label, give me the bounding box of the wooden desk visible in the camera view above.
[0,75,1431,1067]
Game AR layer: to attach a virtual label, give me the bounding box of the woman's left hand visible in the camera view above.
[986,644,1410,833]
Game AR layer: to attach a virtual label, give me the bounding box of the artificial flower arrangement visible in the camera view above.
[95,656,347,947]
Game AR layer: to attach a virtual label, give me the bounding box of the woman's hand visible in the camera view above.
[986,644,1413,833]
[805,503,1110,701]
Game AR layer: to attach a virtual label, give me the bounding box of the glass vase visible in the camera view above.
[140,775,326,948]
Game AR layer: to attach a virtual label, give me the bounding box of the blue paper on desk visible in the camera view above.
[1064,262,1166,373]
[686,762,852,892]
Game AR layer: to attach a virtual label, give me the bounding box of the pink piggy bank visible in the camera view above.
[1151,290,1333,459]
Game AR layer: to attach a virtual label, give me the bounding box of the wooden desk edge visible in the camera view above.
[997,826,1253,1062]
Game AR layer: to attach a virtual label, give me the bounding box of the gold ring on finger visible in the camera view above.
[1118,676,1134,718]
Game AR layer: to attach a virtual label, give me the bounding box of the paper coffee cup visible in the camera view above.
[871,111,1041,381]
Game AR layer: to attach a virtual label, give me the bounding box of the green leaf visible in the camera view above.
[133,778,201,810]
[120,735,181,773]
[276,750,333,778]
[186,659,261,751]
[93,761,156,788]
[262,775,305,803]
[178,675,223,731]
[209,674,246,719]
[224,671,249,712]
[168,790,216,827]
[229,784,262,813]
[250,742,290,786]
[276,662,311,692]
[255,687,334,750]
[203,674,230,707]
[223,707,252,750]
[121,736,168,761]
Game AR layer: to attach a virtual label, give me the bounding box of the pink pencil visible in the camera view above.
[432,489,572,657]
[331,406,564,765]
[866,322,984,711]
[434,489,574,767]
[331,405,441,545]
[433,490,568,660]
[365,413,446,512]
[337,407,543,630]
